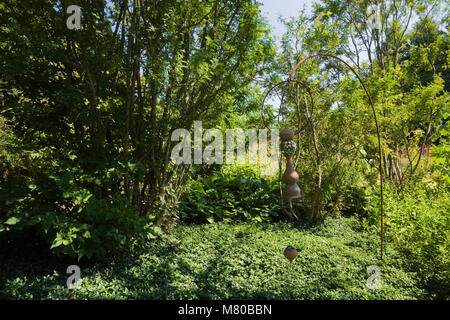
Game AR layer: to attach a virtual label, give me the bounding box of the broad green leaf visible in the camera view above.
[5,217,20,225]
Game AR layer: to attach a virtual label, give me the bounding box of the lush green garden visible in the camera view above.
[0,218,438,299]
[0,219,427,300]
[0,0,449,300]
[1,165,448,299]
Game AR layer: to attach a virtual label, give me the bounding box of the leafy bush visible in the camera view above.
[0,155,159,260]
[368,181,449,298]
[294,155,373,221]
[40,196,154,260]
[431,112,449,184]
[179,164,281,223]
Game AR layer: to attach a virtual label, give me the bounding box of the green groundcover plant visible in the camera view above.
[0,217,432,300]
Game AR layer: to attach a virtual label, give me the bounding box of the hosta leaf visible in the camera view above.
[5,217,20,225]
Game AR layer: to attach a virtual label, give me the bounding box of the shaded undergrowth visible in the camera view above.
[0,217,431,300]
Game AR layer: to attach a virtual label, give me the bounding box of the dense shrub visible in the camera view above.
[431,112,449,184]
[292,156,374,221]
[366,180,449,298]
[0,155,159,260]
[0,0,274,259]
[178,165,281,223]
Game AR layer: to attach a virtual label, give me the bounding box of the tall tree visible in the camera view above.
[0,0,275,257]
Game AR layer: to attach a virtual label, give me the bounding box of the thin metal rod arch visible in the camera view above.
[260,79,316,135]
[262,53,385,260]
[290,53,384,260]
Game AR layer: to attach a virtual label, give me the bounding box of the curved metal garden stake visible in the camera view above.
[262,53,385,260]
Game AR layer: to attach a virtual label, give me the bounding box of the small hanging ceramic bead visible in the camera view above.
[284,246,298,262]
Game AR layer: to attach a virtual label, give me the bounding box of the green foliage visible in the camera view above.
[431,113,450,183]
[267,0,448,222]
[0,153,158,259]
[386,180,450,298]
[43,196,153,260]
[0,217,427,300]
[0,116,11,160]
[0,0,275,256]
[366,181,449,298]
[295,153,373,221]
[0,0,448,301]
[179,165,280,223]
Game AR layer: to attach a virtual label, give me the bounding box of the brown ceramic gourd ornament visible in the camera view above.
[283,246,298,262]
[280,127,295,141]
[282,156,299,184]
[280,127,301,199]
